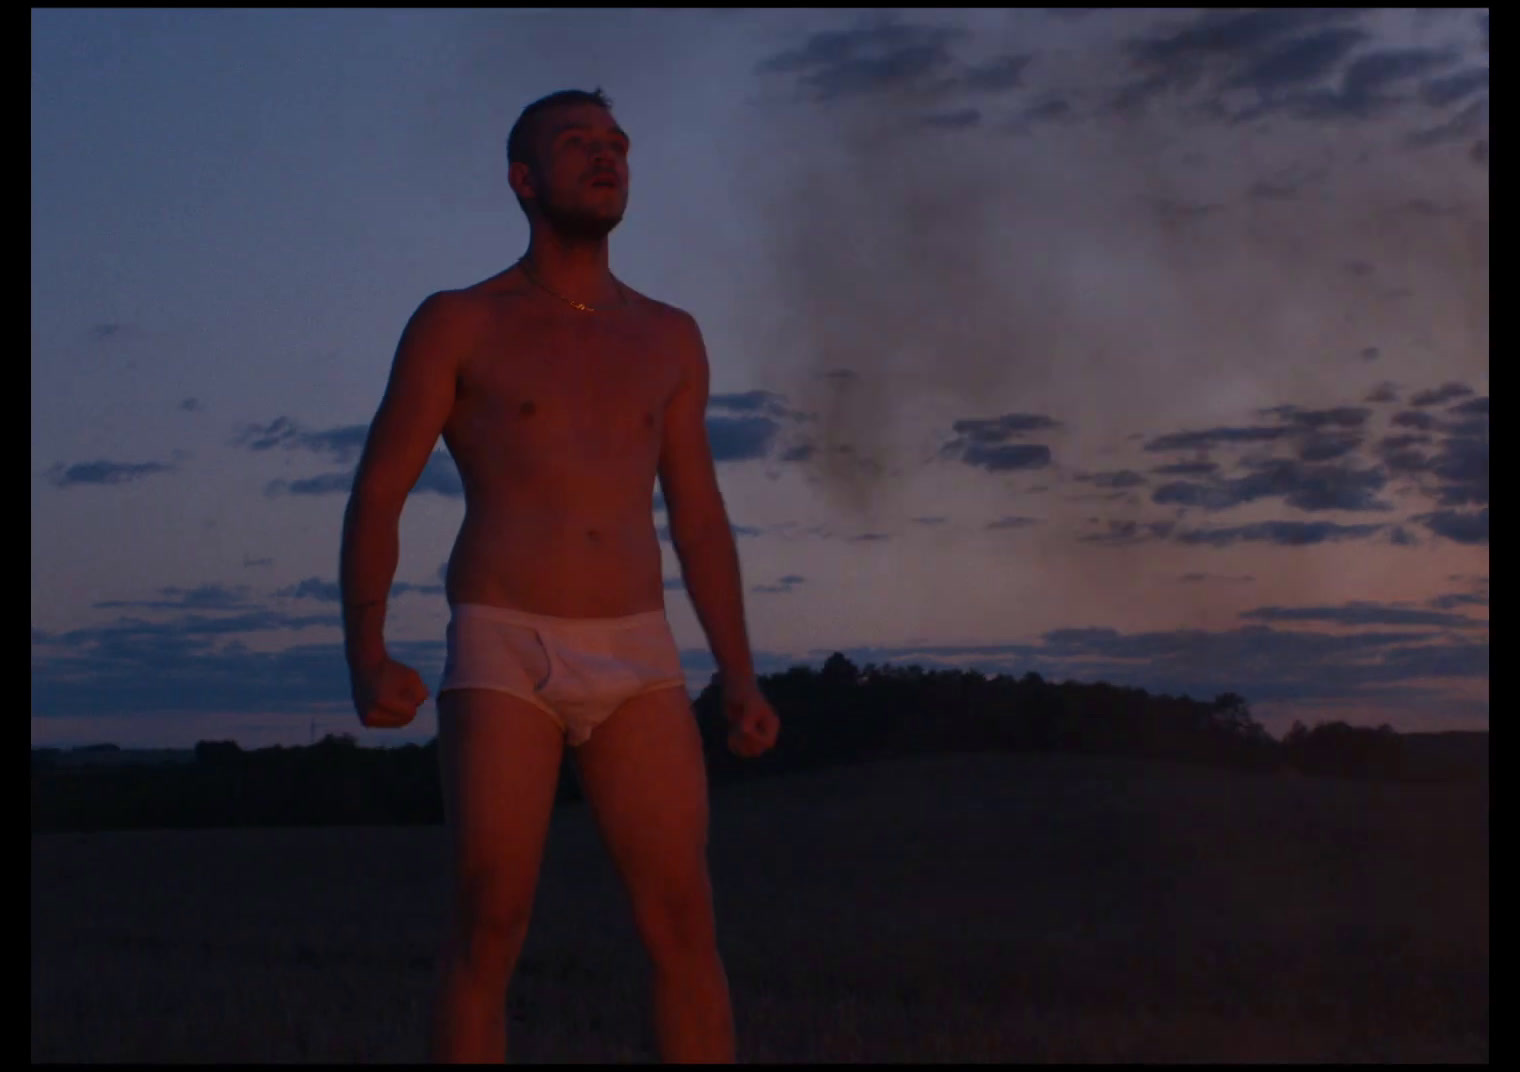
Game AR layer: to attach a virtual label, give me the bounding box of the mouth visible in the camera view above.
[588,175,619,189]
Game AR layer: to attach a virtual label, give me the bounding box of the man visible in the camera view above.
[338,88,780,1063]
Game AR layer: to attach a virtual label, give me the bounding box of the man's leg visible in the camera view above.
[431,688,566,1063]
[571,685,735,1063]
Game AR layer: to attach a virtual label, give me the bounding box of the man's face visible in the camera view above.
[516,103,631,240]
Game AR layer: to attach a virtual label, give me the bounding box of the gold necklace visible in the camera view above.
[520,261,623,313]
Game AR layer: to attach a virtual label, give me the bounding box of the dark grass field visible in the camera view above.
[31,752,1488,1062]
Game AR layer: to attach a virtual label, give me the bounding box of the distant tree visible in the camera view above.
[821,652,860,688]
[195,740,244,767]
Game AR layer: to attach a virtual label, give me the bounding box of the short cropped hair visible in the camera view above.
[506,87,615,171]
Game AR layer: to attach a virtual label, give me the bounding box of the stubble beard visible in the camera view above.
[538,190,625,243]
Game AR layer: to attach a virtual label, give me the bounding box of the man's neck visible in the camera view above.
[520,233,618,308]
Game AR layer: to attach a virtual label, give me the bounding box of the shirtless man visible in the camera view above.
[338,88,780,1063]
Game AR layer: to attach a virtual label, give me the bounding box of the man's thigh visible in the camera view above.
[570,686,712,905]
[437,688,566,896]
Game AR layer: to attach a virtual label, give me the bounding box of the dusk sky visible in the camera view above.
[32,9,1488,749]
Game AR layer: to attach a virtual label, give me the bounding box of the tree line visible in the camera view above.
[31,654,1481,831]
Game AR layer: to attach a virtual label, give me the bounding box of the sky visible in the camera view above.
[32,9,1488,749]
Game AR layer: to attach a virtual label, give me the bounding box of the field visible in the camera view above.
[31,752,1488,1062]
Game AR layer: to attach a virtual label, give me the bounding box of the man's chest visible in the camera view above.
[452,318,681,455]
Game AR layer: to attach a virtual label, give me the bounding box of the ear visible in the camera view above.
[508,160,537,203]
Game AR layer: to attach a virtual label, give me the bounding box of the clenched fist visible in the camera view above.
[350,656,430,729]
[722,677,781,758]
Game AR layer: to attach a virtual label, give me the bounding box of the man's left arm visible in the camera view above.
[658,314,756,688]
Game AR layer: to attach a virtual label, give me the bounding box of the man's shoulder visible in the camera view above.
[411,284,486,318]
[406,283,506,337]
[622,286,702,342]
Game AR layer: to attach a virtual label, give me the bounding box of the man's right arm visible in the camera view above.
[340,291,474,675]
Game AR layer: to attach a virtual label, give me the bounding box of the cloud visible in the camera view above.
[1116,9,1481,138]
[276,576,444,602]
[1117,9,1370,117]
[46,459,175,488]
[707,416,782,462]
[911,515,948,526]
[1374,433,1435,474]
[263,451,463,498]
[701,390,810,464]
[755,18,968,102]
[986,515,1040,530]
[1414,507,1487,545]
[1239,600,1484,629]
[1364,383,1400,404]
[1227,27,1369,96]
[412,453,465,497]
[1016,96,1074,128]
[709,389,799,418]
[1258,404,1372,429]
[658,522,763,544]
[32,618,383,718]
[242,556,274,568]
[1409,381,1475,407]
[1422,66,1488,108]
[1173,519,1386,547]
[961,53,1032,92]
[265,471,355,497]
[1391,409,1441,431]
[940,413,1060,473]
[1295,433,1362,462]
[734,11,1485,526]
[277,578,343,602]
[958,443,1052,472]
[811,618,1485,717]
[1143,424,1292,452]
[1428,591,1488,611]
[1288,46,1459,121]
[953,414,1062,440]
[1408,91,1489,148]
[93,585,258,612]
[753,573,806,595]
[1078,519,1177,546]
[1076,469,1146,489]
[848,532,891,543]
[1151,461,1218,477]
[179,397,202,412]
[33,607,1486,729]
[1426,428,1487,508]
[233,418,370,463]
[1152,457,1392,513]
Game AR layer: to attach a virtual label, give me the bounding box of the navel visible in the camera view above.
[586,528,602,544]
[519,400,537,417]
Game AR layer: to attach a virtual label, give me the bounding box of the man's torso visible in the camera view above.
[439,270,686,618]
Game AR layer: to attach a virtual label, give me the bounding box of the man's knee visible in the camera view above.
[448,878,536,977]
[633,870,719,962]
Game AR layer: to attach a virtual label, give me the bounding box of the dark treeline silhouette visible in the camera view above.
[31,654,1487,831]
